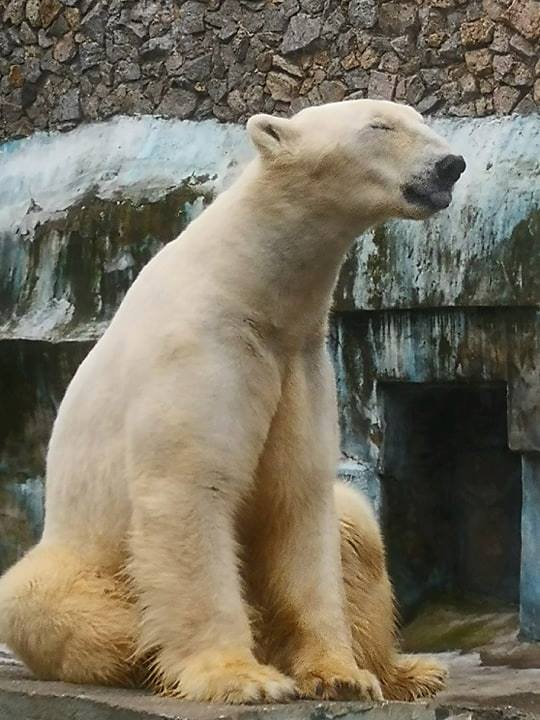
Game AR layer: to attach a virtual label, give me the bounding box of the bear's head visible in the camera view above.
[247,99,465,229]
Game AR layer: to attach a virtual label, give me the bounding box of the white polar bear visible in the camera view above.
[0,100,465,704]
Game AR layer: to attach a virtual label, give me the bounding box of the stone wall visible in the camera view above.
[1,0,539,140]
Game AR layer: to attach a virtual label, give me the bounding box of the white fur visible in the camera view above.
[0,100,455,703]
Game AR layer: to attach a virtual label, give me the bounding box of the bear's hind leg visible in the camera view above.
[336,482,447,701]
[0,543,138,686]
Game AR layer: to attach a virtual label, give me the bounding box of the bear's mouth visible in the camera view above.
[402,183,452,212]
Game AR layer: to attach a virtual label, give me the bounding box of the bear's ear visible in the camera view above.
[246,114,297,160]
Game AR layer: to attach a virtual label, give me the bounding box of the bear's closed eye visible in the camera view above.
[264,124,281,141]
[369,123,395,131]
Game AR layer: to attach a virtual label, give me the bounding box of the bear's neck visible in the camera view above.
[179,162,371,344]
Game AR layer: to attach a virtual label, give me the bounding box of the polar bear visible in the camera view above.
[0,100,465,704]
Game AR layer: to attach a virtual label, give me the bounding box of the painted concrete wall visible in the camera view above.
[521,454,540,641]
[335,115,540,310]
[2,114,538,337]
[0,116,250,341]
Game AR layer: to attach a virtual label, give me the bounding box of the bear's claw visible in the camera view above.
[296,667,383,702]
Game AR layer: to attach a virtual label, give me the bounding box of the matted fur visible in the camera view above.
[0,100,459,703]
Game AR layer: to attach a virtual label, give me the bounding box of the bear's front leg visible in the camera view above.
[244,350,383,702]
[126,362,295,703]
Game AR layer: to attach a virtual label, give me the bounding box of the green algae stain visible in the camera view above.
[334,226,394,312]
[334,245,359,312]
[3,183,214,329]
[457,209,540,307]
[364,225,391,310]
[401,598,519,653]
[502,210,540,305]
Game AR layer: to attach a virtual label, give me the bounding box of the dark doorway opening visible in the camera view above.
[379,382,522,624]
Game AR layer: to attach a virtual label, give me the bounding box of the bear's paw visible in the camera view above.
[159,648,296,704]
[295,664,383,702]
[382,655,448,701]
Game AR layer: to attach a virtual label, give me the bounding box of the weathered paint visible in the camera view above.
[331,308,540,464]
[0,116,249,233]
[1,115,539,342]
[335,115,540,311]
[0,478,44,575]
[0,187,213,341]
[0,339,93,571]
[0,117,254,342]
[331,308,540,636]
[507,317,540,453]
[520,455,540,642]
[337,459,382,516]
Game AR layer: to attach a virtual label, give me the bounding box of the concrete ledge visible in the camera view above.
[0,663,436,720]
[0,666,432,720]
[2,644,539,720]
[1,660,538,720]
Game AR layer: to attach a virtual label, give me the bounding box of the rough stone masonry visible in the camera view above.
[0,0,539,140]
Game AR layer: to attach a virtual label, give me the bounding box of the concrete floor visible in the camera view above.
[405,604,540,716]
[1,639,539,720]
[440,651,540,716]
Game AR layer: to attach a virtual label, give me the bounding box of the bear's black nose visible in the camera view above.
[436,154,466,184]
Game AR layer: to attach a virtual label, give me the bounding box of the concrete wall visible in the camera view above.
[521,455,540,640]
[2,114,538,336]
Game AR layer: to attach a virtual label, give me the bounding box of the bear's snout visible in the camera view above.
[435,154,466,186]
[402,150,466,214]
